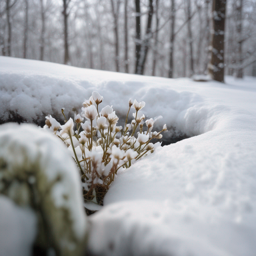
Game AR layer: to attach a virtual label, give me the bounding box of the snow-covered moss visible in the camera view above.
[0,123,88,256]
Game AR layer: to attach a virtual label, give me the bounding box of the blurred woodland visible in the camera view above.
[0,0,256,81]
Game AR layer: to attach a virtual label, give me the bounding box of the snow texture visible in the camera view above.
[0,196,36,256]
[1,57,256,256]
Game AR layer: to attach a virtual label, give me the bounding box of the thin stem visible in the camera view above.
[123,106,131,135]
[61,109,67,122]
[90,119,93,150]
[69,131,88,180]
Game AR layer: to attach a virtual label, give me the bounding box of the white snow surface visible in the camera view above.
[1,57,256,255]
[0,196,36,256]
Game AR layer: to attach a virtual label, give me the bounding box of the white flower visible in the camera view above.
[129,137,136,146]
[145,118,154,129]
[111,145,125,160]
[129,99,133,107]
[100,105,113,118]
[107,111,119,125]
[91,146,103,168]
[92,91,103,105]
[83,105,97,120]
[45,115,61,132]
[97,116,108,130]
[146,143,154,151]
[74,113,84,123]
[79,131,88,145]
[133,112,145,123]
[152,132,162,139]
[137,133,149,144]
[163,124,167,131]
[125,124,132,131]
[133,99,145,111]
[115,126,122,133]
[113,138,120,146]
[126,149,138,161]
[82,100,91,107]
[81,121,91,134]
[60,118,74,136]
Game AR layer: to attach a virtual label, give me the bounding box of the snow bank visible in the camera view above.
[0,57,227,138]
[0,123,88,255]
[1,57,256,256]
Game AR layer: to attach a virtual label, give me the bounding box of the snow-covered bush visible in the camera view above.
[0,124,88,256]
[44,92,167,206]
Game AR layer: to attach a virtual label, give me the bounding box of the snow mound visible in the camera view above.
[0,57,234,139]
[0,123,88,255]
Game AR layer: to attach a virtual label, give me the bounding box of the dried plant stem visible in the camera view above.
[69,131,88,180]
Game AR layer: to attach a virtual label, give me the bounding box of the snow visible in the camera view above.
[0,196,37,256]
[1,56,256,256]
[0,123,88,240]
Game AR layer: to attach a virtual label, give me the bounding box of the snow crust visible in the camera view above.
[1,57,256,256]
[0,196,36,256]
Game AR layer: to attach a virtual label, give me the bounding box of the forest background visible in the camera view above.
[0,0,255,80]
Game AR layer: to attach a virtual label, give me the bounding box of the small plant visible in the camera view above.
[44,92,167,206]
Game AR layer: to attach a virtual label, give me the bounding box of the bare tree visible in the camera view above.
[110,0,121,72]
[124,0,129,73]
[186,0,194,77]
[235,0,244,78]
[203,0,211,73]
[208,0,227,82]
[0,1,6,55]
[23,0,28,58]
[152,0,159,76]
[134,0,154,75]
[62,0,70,64]
[5,0,17,56]
[39,0,46,60]
[168,0,176,78]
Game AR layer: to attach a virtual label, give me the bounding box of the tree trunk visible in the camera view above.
[187,0,194,77]
[168,0,175,78]
[23,0,28,58]
[124,0,129,73]
[204,0,211,74]
[236,0,243,78]
[195,2,203,74]
[110,0,120,72]
[62,0,70,64]
[39,0,45,61]
[135,0,154,75]
[6,0,11,56]
[152,0,159,76]
[208,0,227,83]
[134,0,141,74]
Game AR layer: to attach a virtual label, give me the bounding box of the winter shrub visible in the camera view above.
[44,92,167,207]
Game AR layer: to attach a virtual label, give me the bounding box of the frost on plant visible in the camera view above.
[44,92,167,207]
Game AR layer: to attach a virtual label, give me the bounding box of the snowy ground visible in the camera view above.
[1,56,256,256]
